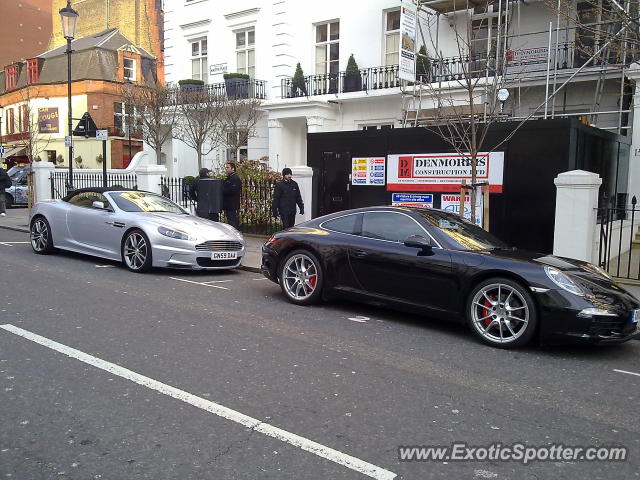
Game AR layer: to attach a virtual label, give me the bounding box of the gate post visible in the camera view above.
[291,166,313,222]
[134,164,167,195]
[31,162,56,203]
[553,170,602,262]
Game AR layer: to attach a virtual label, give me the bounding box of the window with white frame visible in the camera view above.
[235,29,255,78]
[113,102,142,134]
[315,21,339,75]
[226,130,248,162]
[191,38,208,83]
[384,9,400,66]
[123,58,136,82]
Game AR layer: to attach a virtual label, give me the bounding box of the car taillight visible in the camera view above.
[266,234,276,245]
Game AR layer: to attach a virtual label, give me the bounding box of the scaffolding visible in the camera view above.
[401,0,637,134]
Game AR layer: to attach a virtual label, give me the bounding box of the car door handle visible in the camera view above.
[352,249,368,258]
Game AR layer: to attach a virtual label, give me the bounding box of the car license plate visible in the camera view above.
[211,251,238,260]
[632,309,640,324]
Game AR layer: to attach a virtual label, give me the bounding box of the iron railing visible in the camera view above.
[160,176,281,235]
[282,65,400,98]
[170,79,267,103]
[50,171,138,199]
[597,196,639,280]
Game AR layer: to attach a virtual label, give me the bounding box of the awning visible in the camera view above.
[3,146,26,157]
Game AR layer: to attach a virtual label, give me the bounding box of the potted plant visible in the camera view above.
[343,54,362,93]
[96,154,103,164]
[55,154,64,165]
[178,79,205,92]
[223,73,250,99]
[416,45,431,83]
[292,63,307,97]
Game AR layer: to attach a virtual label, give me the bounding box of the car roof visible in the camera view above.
[62,187,138,202]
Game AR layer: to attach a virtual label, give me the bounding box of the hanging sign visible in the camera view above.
[398,1,417,82]
[352,157,386,186]
[387,152,504,193]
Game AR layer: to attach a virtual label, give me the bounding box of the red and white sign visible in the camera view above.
[386,152,504,193]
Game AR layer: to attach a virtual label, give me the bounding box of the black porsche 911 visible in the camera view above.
[261,206,640,348]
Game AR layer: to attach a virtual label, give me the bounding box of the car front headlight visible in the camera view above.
[158,226,194,241]
[544,266,583,296]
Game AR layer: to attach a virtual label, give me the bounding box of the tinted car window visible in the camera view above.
[323,214,359,234]
[67,192,110,209]
[361,212,425,243]
[412,209,508,250]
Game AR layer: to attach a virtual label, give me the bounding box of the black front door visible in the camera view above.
[319,151,351,216]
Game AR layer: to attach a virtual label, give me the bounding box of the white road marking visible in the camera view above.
[0,324,395,480]
[169,277,229,290]
[348,316,369,323]
[252,278,269,281]
[0,241,30,247]
[201,280,233,285]
[95,265,115,268]
[613,368,640,378]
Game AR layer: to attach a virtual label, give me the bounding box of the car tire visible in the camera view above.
[279,249,323,305]
[30,215,54,254]
[3,193,13,209]
[466,277,538,349]
[121,229,153,273]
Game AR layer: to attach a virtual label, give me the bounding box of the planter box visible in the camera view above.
[225,78,249,99]
[343,75,362,93]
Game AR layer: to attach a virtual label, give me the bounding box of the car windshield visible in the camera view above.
[412,209,509,251]
[110,191,186,214]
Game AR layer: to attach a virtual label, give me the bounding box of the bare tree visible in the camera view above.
[121,81,179,165]
[17,86,54,163]
[220,98,262,163]
[174,87,226,170]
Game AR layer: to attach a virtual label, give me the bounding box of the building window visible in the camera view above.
[46,150,56,163]
[18,105,29,133]
[5,65,18,90]
[191,38,208,83]
[315,21,339,75]
[384,10,400,66]
[6,108,15,134]
[235,29,255,78]
[113,102,142,134]
[123,57,136,82]
[26,59,39,84]
[226,130,248,162]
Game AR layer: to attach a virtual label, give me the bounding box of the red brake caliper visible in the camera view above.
[483,294,494,326]
[308,268,317,288]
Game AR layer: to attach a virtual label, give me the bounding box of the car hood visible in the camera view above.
[136,213,244,242]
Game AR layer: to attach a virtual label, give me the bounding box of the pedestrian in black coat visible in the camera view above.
[222,162,242,229]
[190,168,219,221]
[272,167,304,229]
[0,167,12,216]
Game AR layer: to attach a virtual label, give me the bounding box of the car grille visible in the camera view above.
[196,258,241,268]
[589,316,633,337]
[195,240,243,251]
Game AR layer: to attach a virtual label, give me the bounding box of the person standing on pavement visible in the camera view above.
[0,167,12,217]
[272,167,304,229]
[190,167,219,222]
[222,162,242,229]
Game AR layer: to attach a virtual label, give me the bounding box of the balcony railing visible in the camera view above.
[170,79,267,103]
[281,65,400,98]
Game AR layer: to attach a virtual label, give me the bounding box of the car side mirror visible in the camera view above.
[92,201,106,210]
[404,234,435,251]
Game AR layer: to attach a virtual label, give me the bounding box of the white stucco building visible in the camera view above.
[161,0,639,207]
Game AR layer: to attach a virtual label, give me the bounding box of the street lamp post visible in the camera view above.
[59,0,79,191]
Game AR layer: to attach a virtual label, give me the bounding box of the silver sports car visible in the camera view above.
[29,188,245,272]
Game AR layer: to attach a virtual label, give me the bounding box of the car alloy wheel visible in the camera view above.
[122,230,152,272]
[468,279,537,348]
[280,250,323,305]
[30,216,54,254]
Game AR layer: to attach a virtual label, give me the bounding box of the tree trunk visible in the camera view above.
[197,149,203,170]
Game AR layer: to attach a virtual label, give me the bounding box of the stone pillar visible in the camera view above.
[553,170,602,262]
[625,62,640,206]
[31,162,57,203]
[134,164,167,195]
[291,166,313,223]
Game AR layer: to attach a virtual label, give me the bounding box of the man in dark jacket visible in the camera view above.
[272,167,304,229]
[190,168,220,221]
[222,162,242,229]
[0,167,12,217]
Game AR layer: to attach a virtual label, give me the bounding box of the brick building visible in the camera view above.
[49,0,164,81]
[0,29,158,169]
[0,1,53,68]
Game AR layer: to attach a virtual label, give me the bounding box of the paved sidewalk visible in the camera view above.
[0,206,266,272]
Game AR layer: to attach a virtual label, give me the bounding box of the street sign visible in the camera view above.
[64,136,72,147]
[73,112,98,137]
[391,193,433,207]
[96,129,108,141]
[0,146,4,154]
